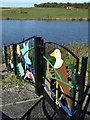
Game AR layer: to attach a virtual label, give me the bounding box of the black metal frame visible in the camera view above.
[43,42,79,114]
[75,57,88,119]
[34,36,44,96]
[13,44,17,75]
[43,42,89,120]
[3,36,44,96]
[2,37,89,120]
[4,46,8,68]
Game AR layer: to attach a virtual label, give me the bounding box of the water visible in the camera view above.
[1,20,88,45]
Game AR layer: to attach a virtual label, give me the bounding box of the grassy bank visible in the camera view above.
[67,43,89,84]
[66,43,89,70]
[1,7,89,21]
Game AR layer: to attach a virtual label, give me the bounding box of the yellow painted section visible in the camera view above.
[60,86,64,100]
[56,81,64,107]
[56,81,59,105]
[17,44,21,55]
[50,51,55,57]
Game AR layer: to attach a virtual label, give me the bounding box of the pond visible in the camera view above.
[1,20,88,45]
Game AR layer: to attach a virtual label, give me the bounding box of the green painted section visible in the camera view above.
[43,55,73,89]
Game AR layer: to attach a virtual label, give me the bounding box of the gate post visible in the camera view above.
[76,56,88,119]
[13,44,17,75]
[4,46,8,68]
[34,37,44,96]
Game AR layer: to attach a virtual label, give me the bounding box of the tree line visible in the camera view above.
[34,2,90,9]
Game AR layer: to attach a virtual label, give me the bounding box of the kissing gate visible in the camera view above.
[2,36,90,120]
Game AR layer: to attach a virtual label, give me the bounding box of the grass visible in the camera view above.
[1,74,27,88]
[1,7,89,20]
[65,43,89,83]
[66,43,89,71]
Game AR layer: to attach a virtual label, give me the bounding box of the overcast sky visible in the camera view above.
[0,0,89,7]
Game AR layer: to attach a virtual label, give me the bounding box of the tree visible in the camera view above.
[34,2,89,9]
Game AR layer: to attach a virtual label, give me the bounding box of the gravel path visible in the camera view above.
[0,63,90,119]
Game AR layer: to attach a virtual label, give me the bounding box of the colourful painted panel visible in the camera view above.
[16,38,35,85]
[43,42,79,116]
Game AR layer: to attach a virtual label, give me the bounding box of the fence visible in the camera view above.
[2,36,89,120]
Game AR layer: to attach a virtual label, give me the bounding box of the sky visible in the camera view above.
[0,0,89,7]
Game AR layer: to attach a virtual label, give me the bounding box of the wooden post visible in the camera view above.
[34,37,44,96]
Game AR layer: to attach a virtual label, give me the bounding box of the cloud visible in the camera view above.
[1,0,32,2]
[1,0,89,3]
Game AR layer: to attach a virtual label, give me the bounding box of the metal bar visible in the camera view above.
[75,57,88,119]
[43,92,71,120]
[34,37,44,96]
[81,91,90,119]
[51,111,56,119]
[42,98,52,120]
[13,44,17,75]
[4,46,8,68]
[76,58,79,73]
[16,36,35,45]
[20,97,43,120]
[44,42,79,60]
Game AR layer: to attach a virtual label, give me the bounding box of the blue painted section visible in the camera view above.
[15,51,35,74]
[42,83,72,117]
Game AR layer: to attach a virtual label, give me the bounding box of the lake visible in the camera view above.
[1,20,88,45]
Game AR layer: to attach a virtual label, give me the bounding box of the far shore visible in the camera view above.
[1,7,89,21]
[1,18,90,21]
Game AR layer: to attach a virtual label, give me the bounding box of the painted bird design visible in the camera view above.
[50,49,70,109]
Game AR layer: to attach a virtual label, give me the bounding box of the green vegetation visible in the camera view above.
[66,43,89,71]
[1,7,89,21]
[1,74,27,88]
[66,43,89,83]
[34,2,90,9]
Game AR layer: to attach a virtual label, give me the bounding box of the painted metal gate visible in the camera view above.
[2,36,89,120]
